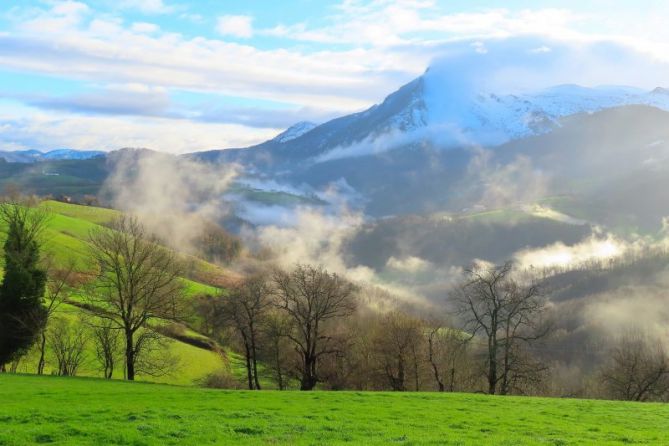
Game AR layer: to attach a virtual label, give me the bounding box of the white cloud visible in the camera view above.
[4,1,669,152]
[0,108,279,154]
[131,22,159,34]
[216,15,254,39]
[118,0,175,14]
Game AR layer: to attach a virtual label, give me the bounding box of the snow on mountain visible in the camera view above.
[418,69,669,147]
[0,149,105,163]
[272,121,317,143]
[41,149,105,160]
[307,78,669,163]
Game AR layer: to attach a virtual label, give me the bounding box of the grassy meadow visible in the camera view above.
[0,200,234,385]
[0,374,668,446]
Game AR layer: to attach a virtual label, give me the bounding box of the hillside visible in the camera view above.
[1,374,667,445]
[0,200,237,385]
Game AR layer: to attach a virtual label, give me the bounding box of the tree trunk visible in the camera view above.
[273,342,285,390]
[105,354,114,379]
[488,330,498,395]
[125,329,135,381]
[250,329,261,390]
[300,354,317,390]
[252,355,261,390]
[243,342,253,390]
[428,335,444,392]
[37,331,47,375]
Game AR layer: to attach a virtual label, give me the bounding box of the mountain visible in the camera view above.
[3,65,669,229]
[272,121,317,143]
[194,67,669,170]
[0,149,105,163]
[188,66,669,219]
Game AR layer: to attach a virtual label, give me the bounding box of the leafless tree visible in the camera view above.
[49,317,88,376]
[87,215,184,380]
[221,275,272,390]
[372,312,425,391]
[272,264,356,390]
[132,330,180,379]
[36,259,80,375]
[453,262,550,395]
[260,310,293,390]
[426,319,470,392]
[92,320,122,379]
[600,332,669,402]
[192,293,226,337]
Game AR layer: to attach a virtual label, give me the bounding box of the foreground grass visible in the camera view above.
[1,375,668,445]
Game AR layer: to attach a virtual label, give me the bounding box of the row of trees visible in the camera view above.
[1,198,667,401]
[197,263,669,400]
[193,262,555,394]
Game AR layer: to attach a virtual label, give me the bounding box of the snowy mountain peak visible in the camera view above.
[273,121,317,143]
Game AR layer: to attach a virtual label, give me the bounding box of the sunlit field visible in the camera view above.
[1,374,667,446]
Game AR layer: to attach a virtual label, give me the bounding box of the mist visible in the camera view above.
[102,149,238,255]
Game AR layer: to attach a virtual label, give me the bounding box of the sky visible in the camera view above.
[0,0,669,154]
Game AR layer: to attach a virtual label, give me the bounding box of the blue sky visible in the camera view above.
[0,0,668,153]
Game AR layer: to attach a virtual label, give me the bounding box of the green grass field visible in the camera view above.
[0,200,239,386]
[0,374,667,446]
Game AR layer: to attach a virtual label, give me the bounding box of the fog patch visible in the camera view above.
[102,149,237,254]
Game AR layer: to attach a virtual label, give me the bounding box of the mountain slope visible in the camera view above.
[195,66,669,168]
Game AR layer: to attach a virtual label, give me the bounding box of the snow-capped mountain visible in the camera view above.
[197,66,669,169]
[187,64,669,218]
[0,149,104,163]
[40,149,105,160]
[272,121,317,143]
[417,82,669,146]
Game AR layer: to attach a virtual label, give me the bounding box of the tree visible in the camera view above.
[222,275,272,390]
[0,201,49,368]
[372,312,425,391]
[426,320,470,392]
[37,260,78,375]
[92,320,122,379]
[87,216,184,380]
[192,293,226,337]
[454,262,550,395]
[260,310,293,390]
[49,317,88,376]
[273,264,356,390]
[600,333,669,402]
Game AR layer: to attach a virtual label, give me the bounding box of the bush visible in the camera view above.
[199,369,243,389]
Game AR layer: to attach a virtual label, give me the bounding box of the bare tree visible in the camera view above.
[49,317,88,376]
[221,275,272,390]
[132,330,179,379]
[426,320,470,392]
[92,320,122,379]
[261,311,293,390]
[600,333,669,402]
[192,293,226,337]
[372,312,425,391]
[36,260,79,375]
[87,215,184,380]
[272,264,356,390]
[453,262,550,395]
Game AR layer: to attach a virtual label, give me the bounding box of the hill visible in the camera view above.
[1,373,667,445]
[0,200,237,386]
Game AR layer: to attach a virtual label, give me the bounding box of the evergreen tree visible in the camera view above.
[0,202,48,367]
